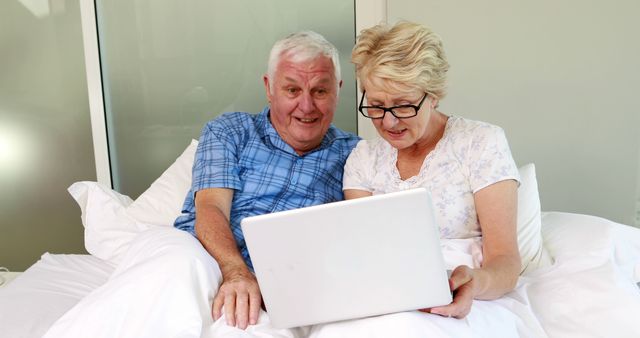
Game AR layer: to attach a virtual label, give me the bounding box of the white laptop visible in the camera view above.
[240,188,452,329]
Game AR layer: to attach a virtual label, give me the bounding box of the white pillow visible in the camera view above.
[68,181,142,263]
[68,139,198,264]
[541,211,640,284]
[127,139,198,226]
[517,163,553,274]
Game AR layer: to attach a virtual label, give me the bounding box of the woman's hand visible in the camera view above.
[420,265,476,319]
[419,180,521,319]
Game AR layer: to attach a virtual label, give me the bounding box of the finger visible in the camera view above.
[436,285,473,319]
[449,266,473,291]
[451,286,474,319]
[428,304,454,317]
[430,288,468,317]
[248,287,262,325]
[212,292,225,320]
[235,291,249,329]
[224,293,236,327]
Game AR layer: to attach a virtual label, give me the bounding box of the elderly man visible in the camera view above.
[174,30,359,330]
[43,31,358,338]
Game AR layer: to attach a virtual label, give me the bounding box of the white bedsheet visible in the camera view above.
[522,212,640,337]
[2,212,640,338]
[0,253,115,338]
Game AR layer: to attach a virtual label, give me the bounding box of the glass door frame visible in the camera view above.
[79,0,111,187]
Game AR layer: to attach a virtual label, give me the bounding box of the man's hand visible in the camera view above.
[212,267,262,329]
[194,188,262,329]
[420,265,475,319]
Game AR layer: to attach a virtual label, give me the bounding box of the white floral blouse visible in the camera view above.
[343,116,520,240]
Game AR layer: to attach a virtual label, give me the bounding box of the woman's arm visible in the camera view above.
[426,179,520,318]
[472,179,521,298]
[344,189,373,200]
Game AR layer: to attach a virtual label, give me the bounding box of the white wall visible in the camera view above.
[360,0,640,226]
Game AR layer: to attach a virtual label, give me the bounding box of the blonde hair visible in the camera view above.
[352,21,449,99]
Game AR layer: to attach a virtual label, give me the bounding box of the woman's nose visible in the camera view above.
[381,110,399,128]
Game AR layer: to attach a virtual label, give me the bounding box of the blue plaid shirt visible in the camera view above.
[174,107,359,269]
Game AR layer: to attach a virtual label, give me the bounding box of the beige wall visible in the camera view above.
[370,0,640,226]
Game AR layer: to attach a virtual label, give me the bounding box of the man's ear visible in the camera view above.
[263,75,272,102]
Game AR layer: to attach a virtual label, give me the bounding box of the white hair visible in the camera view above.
[267,31,341,92]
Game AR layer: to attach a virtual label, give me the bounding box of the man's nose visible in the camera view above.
[298,92,315,113]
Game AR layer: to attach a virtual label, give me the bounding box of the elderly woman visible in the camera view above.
[309,21,529,337]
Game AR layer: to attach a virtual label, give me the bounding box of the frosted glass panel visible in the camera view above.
[96,0,357,198]
[387,0,640,226]
[0,0,94,270]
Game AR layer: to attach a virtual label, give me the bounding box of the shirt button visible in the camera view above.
[291,159,299,184]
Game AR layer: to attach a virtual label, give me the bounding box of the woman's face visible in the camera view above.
[363,80,435,150]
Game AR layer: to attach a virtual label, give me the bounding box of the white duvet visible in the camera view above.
[33,212,640,338]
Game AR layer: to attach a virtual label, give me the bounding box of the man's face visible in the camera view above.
[264,54,341,155]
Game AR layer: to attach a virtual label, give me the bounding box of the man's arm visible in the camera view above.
[194,188,261,329]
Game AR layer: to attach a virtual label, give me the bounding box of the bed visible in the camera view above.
[1,140,639,338]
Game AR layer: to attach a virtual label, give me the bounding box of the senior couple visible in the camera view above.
[44,21,522,338]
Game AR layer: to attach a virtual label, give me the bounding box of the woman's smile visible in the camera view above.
[385,128,407,138]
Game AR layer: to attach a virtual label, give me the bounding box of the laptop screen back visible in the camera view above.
[241,188,452,328]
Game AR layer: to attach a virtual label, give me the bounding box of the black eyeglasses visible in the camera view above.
[358,90,429,119]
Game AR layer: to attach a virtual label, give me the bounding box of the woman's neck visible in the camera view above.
[396,112,448,180]
[398,111,448,158]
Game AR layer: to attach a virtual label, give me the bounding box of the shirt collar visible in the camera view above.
[257,106,351,156]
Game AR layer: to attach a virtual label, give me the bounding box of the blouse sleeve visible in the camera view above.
[342,140,374,192]
[466,125,520,193]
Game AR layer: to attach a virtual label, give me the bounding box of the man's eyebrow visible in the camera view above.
[282,76,298,83]
[314,78,333,84]
[281,76,333,86]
